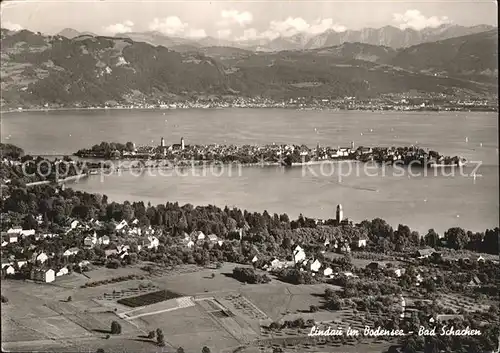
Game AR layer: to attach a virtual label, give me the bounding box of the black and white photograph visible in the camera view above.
[0,0,498,352]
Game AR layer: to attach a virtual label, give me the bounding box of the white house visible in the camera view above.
[251,255,259,263]
[116,244,130,253]
[127,226,142,236]
[394,268,406,278]
[90,219,102,227]
[78,260,90,268]
[115,220,128,231]
[16,259,27,268]
[31,268,55,283]
[339,243,351,254]
[416,248,435,259]
[207,234,218,243]
[352,236,367,248]
[83,234,97,248]
[7,234,18,243]
[35,233,56,240]
[1,241,8,247]
[270,258,280,267]
[309,259,322,272]
[181,235,194,248]
[104,249,118,258]
[184,239,195,248]
[131,218,139,225]
[34,252,49,264]
[293,245,306,264]
[217,240,224,247]
[191,231,206,241]
[144,236,159,249]
[342,271,357,278]
[70,220,79,229]
[97,235,110,245]
[269,258,286,269]
[323,267,333,277]
[5,265,16,275]
[336,148,351,157]
[63,247,80,257]
[358,147,373,155]
[20,229,35,237]
[7,227,22,234]
[56,266,69,277]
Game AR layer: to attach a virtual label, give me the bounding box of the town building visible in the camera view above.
[308,259,322,272]
[293,245,306,264]
[63,247,80,257]
[191,231,206,241]
[97,235,110,245]
[352,235,367,248]
[83,233,97,248]
[415,248,436,259]
[323,267,333,277]
[104,249,118,258]
[182,238,195,248]
[5,265,16,276]
[33,252,49,264]
[3,232,18,243]
[16,259,27,268]
[7,227,22,234]
[56,266,69,277]
[31,268,55,283]
[207,234,218,243]
[20,229,35,237]
[115,220,128,231]
[142,236,159,249]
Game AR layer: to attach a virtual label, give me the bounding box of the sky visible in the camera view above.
[1,0,497,41]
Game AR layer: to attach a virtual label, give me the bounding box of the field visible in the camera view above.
[117,289,182,307]
[325,252,403,269]
[0,262,394,353]
[438,293,493,313]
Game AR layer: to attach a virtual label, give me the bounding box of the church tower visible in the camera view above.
[336,204,343,224]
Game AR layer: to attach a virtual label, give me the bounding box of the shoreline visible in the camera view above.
[25,173,90,187]
[81,159,470,176]
[1,106,497,115]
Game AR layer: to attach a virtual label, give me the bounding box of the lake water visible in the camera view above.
[2,109,498,234]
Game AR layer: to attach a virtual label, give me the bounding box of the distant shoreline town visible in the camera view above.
[1,94,498,114]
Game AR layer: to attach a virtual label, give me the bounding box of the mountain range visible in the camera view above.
[1,28,497,109]
[58,24,496,51]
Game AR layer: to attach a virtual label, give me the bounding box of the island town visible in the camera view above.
[74,137,468,168]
